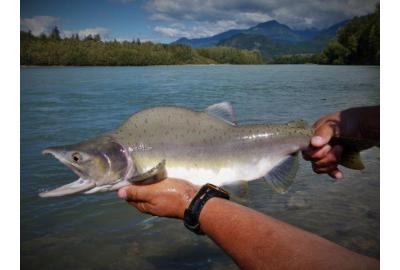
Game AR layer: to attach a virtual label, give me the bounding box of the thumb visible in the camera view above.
[311,123,335,147]
[118,185,149,202]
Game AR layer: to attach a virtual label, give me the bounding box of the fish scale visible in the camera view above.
[39,102,371,197]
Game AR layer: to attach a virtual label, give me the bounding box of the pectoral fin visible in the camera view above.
[128,160,167,184]
[264,154,299,194]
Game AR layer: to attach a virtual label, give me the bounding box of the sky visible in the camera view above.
[20,0,378,43]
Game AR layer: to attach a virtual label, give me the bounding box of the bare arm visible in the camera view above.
[200,197,378,270]
[118,179,379,270]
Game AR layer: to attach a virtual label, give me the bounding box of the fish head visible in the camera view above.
[39,136,130,197]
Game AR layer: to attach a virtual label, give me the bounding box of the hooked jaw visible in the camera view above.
[39,147,95,198]
[38,178,96,198]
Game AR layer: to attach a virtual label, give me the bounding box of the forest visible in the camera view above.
[20,30,263,66]
[270,5,379,65]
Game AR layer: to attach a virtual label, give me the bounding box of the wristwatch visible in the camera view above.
[183,183,230,235]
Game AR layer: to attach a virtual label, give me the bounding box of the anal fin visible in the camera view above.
[264,154,299,194]
[222,181,249,205]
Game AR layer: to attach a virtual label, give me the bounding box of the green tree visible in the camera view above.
[49,26,61,40]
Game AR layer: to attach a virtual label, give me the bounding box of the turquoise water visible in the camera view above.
[21,65,379,269]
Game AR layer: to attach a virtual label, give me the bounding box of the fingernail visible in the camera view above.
[311,136,324,146]
[118,189,127,199]
[334,171,343,180]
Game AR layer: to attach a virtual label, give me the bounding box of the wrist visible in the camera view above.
[183,183,230,234]
[178,184,199,219]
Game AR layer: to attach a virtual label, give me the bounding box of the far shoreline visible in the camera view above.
[20,63,379,68]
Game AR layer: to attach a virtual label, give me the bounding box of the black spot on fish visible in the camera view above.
[145,118,148,124]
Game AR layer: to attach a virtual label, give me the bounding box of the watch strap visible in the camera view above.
[183,183,230,235]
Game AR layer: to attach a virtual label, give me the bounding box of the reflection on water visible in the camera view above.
[21,65,379,269]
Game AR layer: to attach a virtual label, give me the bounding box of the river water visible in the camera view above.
[21,65,379,269]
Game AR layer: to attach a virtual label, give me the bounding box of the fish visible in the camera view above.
[39,102,375,197]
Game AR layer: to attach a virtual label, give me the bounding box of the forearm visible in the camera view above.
[199,198,379,270]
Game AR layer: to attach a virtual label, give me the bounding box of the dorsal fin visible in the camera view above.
[205,102,236,125]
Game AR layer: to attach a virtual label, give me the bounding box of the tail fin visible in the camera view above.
[330,137,378,170]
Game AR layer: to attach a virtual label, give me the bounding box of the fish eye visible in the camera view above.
[71,152,81,162]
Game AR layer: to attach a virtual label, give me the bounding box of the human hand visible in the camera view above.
[118,178,199,219]
[302,111,344,180]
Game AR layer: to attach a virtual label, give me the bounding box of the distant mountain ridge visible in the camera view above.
[173,29,242,48]
[172,19,348,58]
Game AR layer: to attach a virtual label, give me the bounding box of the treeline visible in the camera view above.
[270,4,379,65]
[20,30,263,66]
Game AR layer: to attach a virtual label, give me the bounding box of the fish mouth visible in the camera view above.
[39,148,95,198]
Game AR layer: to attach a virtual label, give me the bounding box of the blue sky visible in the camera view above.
[21,0,378,43]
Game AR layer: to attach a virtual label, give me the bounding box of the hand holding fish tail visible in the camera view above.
[302,106,379,180]
[118,178,199,219]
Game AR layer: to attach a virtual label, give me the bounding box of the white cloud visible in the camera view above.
[20,16,110,39]
[63,27,110,38]
[237,12,273,24]
[147,0,378,39]
[20,16,59,36]
[154,20,247,39]
[154,26,188,38]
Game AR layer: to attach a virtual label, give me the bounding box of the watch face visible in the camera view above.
[206,183,230,198]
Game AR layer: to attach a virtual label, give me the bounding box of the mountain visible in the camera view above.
[172,19,349,58]
[244,20,306,43]
[216,34,301,59]
[172,29,242,48]
[293,28,320,39]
